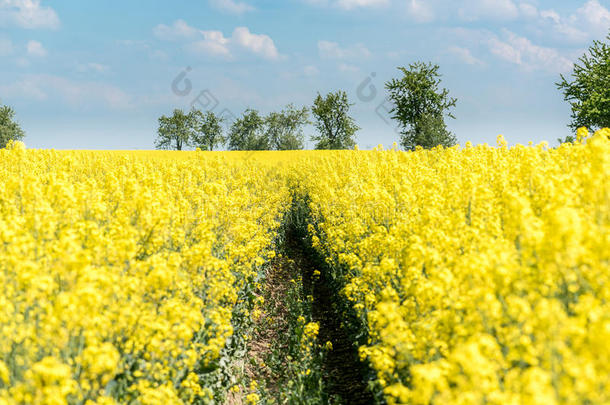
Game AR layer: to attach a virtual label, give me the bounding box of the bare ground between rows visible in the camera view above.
[226,255,294,404]
[285,226,376,405]
[229,222,375,404]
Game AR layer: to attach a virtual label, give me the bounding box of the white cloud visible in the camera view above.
[26,39,45,57]
[116,39,150,48]
[540,9,560,24]
[336,0,388,10]
[303,0,388,9]
[407,0,435,22]
[518,3,538,19]
[209,0,254,14]
[402,0,538,24]
[0,74,131,108]
[154,19,199,40]
[487,30,573,73]
[318,40,371,59]
[76,62,109,74]
[338,63,360,73]
[0,37,13,55]
[0,75,45,99]
[459,0,519,21]
[187,30,232,58]
[154,20,281,61]
[302,0,327,6]
[570,0,610,38]
[536,1,610,43]
[232,27,279,60]
[0,0,59,29]
[448,46,484,66]
[115,40,168,61]
[488,36,522,64]
[546,20,588,43]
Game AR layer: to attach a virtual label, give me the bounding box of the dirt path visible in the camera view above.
[230,216,376,404]
[227,255,295,404]
[285,225,376,405]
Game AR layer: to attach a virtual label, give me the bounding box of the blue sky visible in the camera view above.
[0,0,609,149]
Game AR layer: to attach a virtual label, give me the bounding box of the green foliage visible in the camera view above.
[557,33,610,131]
[265,105,309,150]
[385,62,457,150]
[311,91,359,150]
[0,101,25,148]
[155,109,194,150]
[557,135,576,145]
[227,106,310,151]
[228,109,269,151]
[402,113,457,151]
[192,110,225,151]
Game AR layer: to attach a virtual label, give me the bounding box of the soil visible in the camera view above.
[230,223,376,404]
[286,226,376,405]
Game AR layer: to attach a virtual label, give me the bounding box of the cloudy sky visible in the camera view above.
[1,0,609,149]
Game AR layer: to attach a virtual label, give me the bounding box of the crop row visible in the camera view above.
[0,145,289,404]
[298,129,609,404]
[1,130,608,404]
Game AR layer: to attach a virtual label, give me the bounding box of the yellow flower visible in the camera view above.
[246,393,260,404]
[295,133,610,403]
[0,361,9,384]
[304,322,319,339]
[577,126,589,142]
[1,136,608,404]
[0,149,291,403]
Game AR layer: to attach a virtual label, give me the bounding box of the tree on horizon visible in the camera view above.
[0,100,25,148]
[557,32,610,132]
[386,62,457,150]
[155,109,194,150]
[311,91,359,150]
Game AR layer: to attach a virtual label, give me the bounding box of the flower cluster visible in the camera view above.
[0,149,289,404]
[300,129,610,404]
[2,128,608,404]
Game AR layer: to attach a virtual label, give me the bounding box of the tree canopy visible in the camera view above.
[265,105,309,150]
[557,33,610,131]
[311,91,359,150]
[0,101,25,148]
[155,109,194,150]
[386,62,457,150]
[227,109,268,151]
[191,110,225,151]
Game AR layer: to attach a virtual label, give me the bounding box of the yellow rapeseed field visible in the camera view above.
[0,128,608,404]
[299,128,610,404]
[0,143,289,404]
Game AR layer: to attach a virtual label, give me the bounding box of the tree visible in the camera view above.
[557,33,610,131]
[386,62,457,150]
[265,104,309,150]
[192,110,225,151]
[311,91,359,150]
[403,113,457,150]
[0,101,25,148]
[155,109,194,150]
[227,109,268,151]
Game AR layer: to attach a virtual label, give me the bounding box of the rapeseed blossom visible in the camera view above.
[299,129,610,404]
[1,129,608,404]
[0,149,289,403]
